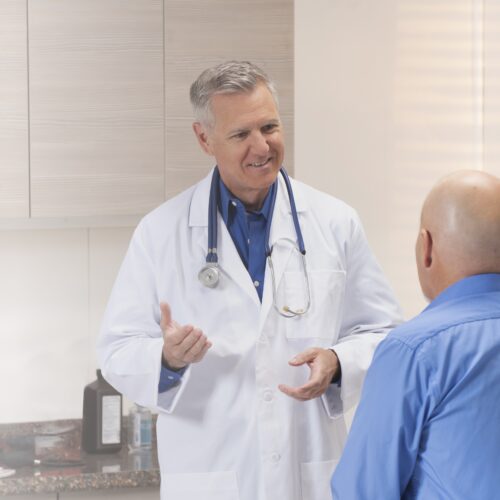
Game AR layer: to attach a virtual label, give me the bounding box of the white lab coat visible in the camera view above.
[98,169,402,500]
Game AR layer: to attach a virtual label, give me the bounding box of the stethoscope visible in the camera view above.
[198,167,311,318]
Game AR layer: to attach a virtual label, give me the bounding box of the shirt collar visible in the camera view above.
[426,273,500,311]
[217,175,277,225]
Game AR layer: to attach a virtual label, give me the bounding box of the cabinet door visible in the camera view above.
[61,487,159,499]
[0,0,29,218]
[28,0,164,218]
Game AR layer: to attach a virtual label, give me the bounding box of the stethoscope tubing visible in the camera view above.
[205,166,305,265]
[206,167,219,264]
[264,167,305,258]
[200,166,311,317]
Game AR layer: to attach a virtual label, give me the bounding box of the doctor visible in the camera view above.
[98,61,402,500]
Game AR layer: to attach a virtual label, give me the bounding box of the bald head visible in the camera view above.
[416,170,500,300]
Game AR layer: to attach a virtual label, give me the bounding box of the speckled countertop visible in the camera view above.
[0,419,160,496]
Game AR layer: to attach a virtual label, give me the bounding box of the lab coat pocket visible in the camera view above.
[301,459,338,500]
[285,270,346,340]
[161,470,240,500]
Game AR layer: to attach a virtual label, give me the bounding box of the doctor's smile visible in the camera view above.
[248,157,272,168]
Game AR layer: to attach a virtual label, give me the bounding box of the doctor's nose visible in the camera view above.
[250,132,271,156]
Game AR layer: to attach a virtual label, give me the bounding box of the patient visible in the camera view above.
[331,170,500,499]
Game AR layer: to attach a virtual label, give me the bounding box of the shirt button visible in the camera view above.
[263,390,273,402]
[253,280,260,288]
[231,201,237,207]
[270,452,281,463]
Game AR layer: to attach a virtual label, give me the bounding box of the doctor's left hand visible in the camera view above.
[160,302,212,371]
[278,348,340,401]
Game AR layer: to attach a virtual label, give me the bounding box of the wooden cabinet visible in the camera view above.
[0,0,29,218]
[0,0,293,222]
[28,0,165,218]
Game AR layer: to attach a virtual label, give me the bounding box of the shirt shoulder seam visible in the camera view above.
[391,313,500,352]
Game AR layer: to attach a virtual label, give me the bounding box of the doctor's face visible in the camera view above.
[193,83,285,210]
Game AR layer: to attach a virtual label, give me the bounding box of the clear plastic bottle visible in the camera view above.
[128,404,152,451]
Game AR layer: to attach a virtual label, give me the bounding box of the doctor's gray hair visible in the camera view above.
[190,61,278,127]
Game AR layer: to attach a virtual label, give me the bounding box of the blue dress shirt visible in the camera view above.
[217,177,276,302]
[158,176,277,392]
[331,273,500,499]
[158,365,185,392]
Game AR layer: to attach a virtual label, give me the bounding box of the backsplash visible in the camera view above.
[0,227,134,423]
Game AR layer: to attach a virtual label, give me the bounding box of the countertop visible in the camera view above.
[0,419,160,496]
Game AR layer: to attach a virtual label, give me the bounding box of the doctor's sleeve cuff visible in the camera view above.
[331,335,383,415]
[329,348,342,385]
[158,365,187,393]
[321,382,344,419]
[156,364,192,413]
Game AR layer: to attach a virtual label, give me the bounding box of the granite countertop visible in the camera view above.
[0,419,160,496]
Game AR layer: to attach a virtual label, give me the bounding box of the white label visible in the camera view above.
[102,464,121,473]
[101,395,121,445]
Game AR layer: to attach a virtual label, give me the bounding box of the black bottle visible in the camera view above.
[82,369,123,453]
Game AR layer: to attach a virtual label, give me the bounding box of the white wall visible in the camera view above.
[0,227,134,423]
[295,0,492,318]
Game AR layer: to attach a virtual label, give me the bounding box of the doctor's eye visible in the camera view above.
[262,123,279,134]
[231,131,249,140]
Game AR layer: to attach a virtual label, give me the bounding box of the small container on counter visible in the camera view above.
[82,369,123,453]
[128,404,152,451]
[35,422,79,462]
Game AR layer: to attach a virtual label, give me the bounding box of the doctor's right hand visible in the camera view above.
[160,302,212,371]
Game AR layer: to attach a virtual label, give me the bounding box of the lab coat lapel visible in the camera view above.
[189,168,260,307]
[259,175,307,329]
[189,169,212,263]
[218,215,261,306]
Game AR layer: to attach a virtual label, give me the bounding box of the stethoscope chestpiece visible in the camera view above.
[198,264,220,288]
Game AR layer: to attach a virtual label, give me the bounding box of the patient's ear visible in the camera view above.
[421,228,433,269]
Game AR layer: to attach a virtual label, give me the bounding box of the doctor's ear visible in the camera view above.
[192,122,214,156]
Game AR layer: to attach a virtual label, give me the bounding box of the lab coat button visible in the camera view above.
[263,390,274,402]
[270,452,281,463]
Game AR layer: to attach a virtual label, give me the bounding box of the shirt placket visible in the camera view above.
[247,213,266,301]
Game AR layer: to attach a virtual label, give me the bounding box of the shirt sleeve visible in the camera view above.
[323,211,403,417]
[331,337,434,499]
[158,365,186,393]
